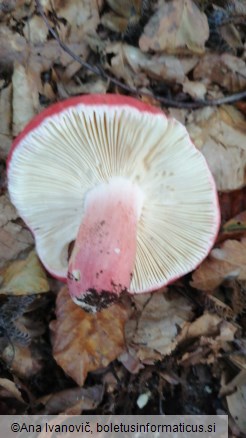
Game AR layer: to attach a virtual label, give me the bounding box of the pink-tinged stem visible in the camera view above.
[67,177,144,312]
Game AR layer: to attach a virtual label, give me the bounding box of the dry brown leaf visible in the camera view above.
[0,377,25,403]
[218,188,246,225]
[12,63,40,136]
[191,238,246,291]
[0,250,49,296]
[194,54,246,93]
[102,0,142,33]
[139,0,209,54]
[57,77,107,99]
[0,25,27,68]
[1,344,43,379]
[183,79,206,100]
[220,23,243,50]
[178,315,237,366]
[23,15,49,45]
[101,12,129,33]
[104,43,196,87]
[38,385,103,414]
[0,195,17,227]
[0,195,33,268]
[187,105,246,191]
[106,0,141,18]
[124,290,193,363]
[52,0,100,43]
[50,286,129,386]
[0,84,12,160]
[177,313,222,342]
[0,222,33,267]
[2,0,35,21]
[227,383,246,434]
[0,0,21,18]
[0,23,88,76]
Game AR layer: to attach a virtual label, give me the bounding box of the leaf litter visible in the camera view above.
[0,0,245,432]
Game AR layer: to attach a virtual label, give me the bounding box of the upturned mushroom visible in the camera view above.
[8,94,220,312]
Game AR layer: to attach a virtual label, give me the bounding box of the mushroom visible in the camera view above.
[8,94,220,312]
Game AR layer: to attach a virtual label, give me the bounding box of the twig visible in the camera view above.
[35,0,246,109]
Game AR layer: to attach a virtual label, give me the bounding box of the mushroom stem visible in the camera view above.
[67,177,144,312]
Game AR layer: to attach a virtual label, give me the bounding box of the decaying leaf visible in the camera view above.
[0,250,49,296]
[187,105,246,191]
[103,42,198,87]
[0,378,25,403]
[227,383,246,434]
[183,79,206,100]
[12,63,39,136]
[124,290,194,363]
[194,53,246,93]
[23,15,49,45]
[218,188,246,225]
[2,344,43,379]
[0,84,12,160]
[37,385,104,414]
[191,238,246,291]
[106,0,141,18]
[139,0,209,54]
[177,313,237,344]
[52,0,100,43]
[102,0,143,34]
[50,286,129,386]
[178,314,238,367]
[0,195,33,267]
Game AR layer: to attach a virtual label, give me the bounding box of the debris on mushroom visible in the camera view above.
[7,94,220,312]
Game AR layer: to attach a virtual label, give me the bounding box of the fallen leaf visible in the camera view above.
[177,313,222,342]
[227,383,246,434]
[183,79,206,100]
[57,77,107,99]
[191,238,246,291]
[50,286,129,386]
[178,314,238,367]
[0,25,27,68]
[37,385,104,414]
[106,0,141,18]
[0,84,12,160]
[104,42,196,87]
[221,370,246,396]
[1,344,43,379]
[102,0,143,34]
[101,12,129,33]
[0,250,49,296]
[139,0,209,54]
[0,378,25,403]
[194,53,246,92]
[53,0,100,43]
[0,195,34,267]
[220,22,243,50]
[3,0,35,21]
[12,63,39,136]
[124,290,193,363]
[187,105,246,191]
[218,188,246,225]
[23,15,49,45]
